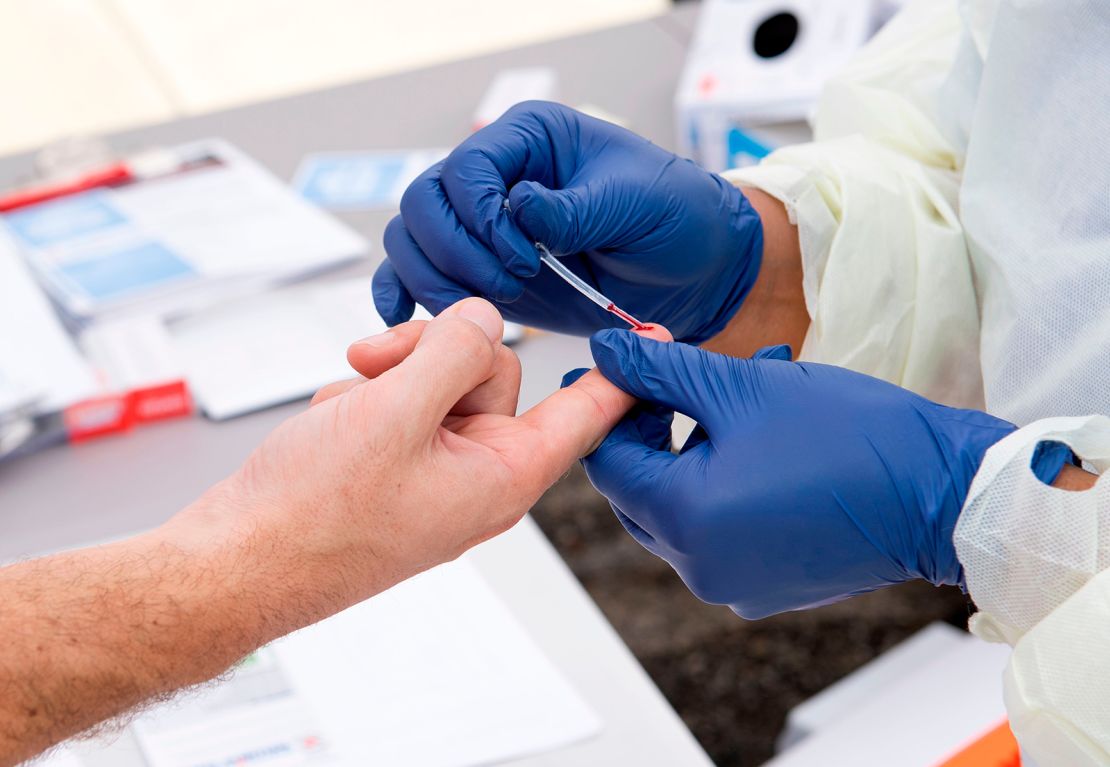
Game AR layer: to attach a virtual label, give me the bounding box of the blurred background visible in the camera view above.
[0,0,670,157]
[0,2,990,766]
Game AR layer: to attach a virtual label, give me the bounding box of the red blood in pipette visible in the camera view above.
[606,302,650,331]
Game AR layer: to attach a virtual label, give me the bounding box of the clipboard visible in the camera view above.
[0,138,369,324]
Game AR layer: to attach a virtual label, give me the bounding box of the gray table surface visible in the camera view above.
[0,8,719,767]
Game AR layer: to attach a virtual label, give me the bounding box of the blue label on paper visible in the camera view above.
[5,192,126,247]
[58,242,195,300]
[295,154,407,210]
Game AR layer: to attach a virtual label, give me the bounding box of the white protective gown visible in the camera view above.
[726,0,1110,763]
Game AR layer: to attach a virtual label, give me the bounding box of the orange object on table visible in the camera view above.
[937,719,1021,767]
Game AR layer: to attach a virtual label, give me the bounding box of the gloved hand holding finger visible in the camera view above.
[486,322,673,496]
[581,330,1019,619]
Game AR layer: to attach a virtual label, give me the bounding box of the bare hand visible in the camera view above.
[172,298,671,629]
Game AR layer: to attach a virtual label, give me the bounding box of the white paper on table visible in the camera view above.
[130,559,599,767]
[168,277,408,420]
[0,367,40,422]
[0,227,98,414]
[275,557,602,766]
[132,647,342,767]
[168,277,523,421]
[79,315,183,391]
[27,744,84,767]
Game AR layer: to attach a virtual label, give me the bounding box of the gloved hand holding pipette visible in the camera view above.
[533,242,650,331]
[373,101,763,343]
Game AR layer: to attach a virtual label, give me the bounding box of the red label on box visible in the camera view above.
[64,395,132,442]
[65,380,192,442]
[129,380,192,424]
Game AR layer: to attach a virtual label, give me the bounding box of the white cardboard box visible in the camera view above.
[674,0,875,172]
[769,623,1013,766]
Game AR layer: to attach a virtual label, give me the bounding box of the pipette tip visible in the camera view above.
[534,241,650,331]
[606,303,650,331]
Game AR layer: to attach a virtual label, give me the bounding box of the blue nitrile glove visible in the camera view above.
[373,101,762,343]
[572,332,1026,619]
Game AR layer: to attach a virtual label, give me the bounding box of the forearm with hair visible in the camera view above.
[0,485,299,766]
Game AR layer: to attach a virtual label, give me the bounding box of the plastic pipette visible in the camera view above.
[534,242,649,330]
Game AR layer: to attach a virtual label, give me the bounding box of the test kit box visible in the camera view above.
[675,0,887,172]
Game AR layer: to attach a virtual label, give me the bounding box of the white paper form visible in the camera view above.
[168,277,524,421]
[0,227,98,413]
[112,142,365,280]
[276,557,601,766]
[167,278,405,420]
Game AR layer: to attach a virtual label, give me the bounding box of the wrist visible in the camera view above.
[685,178,764,344]
[1029,440,1074,486]
[925,405,1017,589]
[1053,463,1098,491]
[163,474,394,647]
[150,485,285,673]
[726,180,765,312]
[156,478,337,656]
[701,185,809,358]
